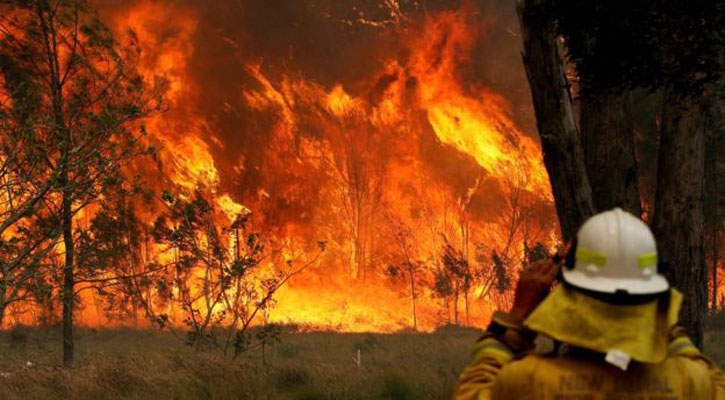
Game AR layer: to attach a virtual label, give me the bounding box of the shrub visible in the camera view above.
[380,374,413,400]
[275,366,311,390]
[353,333,379,352]
[9,325,29,343]
[433,324,481,337]
[277,343,300,358]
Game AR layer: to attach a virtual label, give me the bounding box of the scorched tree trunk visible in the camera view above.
[580,89,641,215]
[652,88,707,347]
[516,0,595,241]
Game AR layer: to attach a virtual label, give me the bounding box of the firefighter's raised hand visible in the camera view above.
[510,259,559,320]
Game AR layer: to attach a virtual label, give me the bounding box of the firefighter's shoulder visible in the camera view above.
[493,352,721,399]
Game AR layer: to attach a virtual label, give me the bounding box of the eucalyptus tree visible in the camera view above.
[0,0,164,366]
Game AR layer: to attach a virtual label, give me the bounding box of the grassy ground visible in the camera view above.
[0,325,480,400]
[0,324,721,400]
[705,311,725,366]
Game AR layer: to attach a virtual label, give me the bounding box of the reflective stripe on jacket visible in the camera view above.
[453,332,725,400]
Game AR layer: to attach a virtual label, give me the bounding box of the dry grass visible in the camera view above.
[705,311,725,366]
[0,325,480,400]
[0,324,721,400]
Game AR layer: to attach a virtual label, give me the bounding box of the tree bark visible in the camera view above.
[713,228,719,311]
[464,288,469,326]
[61,179,75,367]
[453,285,459,325]
[580,90,641,215]
[517,0,595,241]
[409,269,417,330]
[652,88,707,346]
[706,120,720,312]
[37,0,75,366]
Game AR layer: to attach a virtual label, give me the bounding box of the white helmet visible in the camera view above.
[562,208,669,295]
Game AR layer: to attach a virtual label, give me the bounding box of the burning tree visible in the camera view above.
[151,190,324,356]
[474,154,553,311]
[383,213,426,330]
[0,0,164,366]
[2,0,569,335]
[324,105,386,281]
[74,191,164,323]
[435,242,472,326]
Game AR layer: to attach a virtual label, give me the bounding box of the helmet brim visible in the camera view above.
[562,266,669,295]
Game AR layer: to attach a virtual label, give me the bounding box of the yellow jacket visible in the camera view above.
[453,331,725,400]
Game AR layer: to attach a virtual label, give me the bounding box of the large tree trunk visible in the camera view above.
[37,0,76,367]
[652,89,707,346]
[580,90,642,215]
[516,0,595,241]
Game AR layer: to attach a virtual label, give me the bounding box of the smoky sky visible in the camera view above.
[187,2,531,180]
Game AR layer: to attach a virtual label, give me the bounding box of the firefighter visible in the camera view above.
[453,208,725,399]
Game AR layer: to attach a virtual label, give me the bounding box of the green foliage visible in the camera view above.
[232,323,282,357]
[432,243,472,304]
[0,0,166,331]
[150,189,322,357]
[256,323,283,347]
[185,329,216,349]
[490,251,511,294]
[432,269,453,299]
[471,242,517,309]
[232,329,251,354]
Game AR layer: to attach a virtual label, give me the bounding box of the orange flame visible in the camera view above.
[5,1,559,331]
